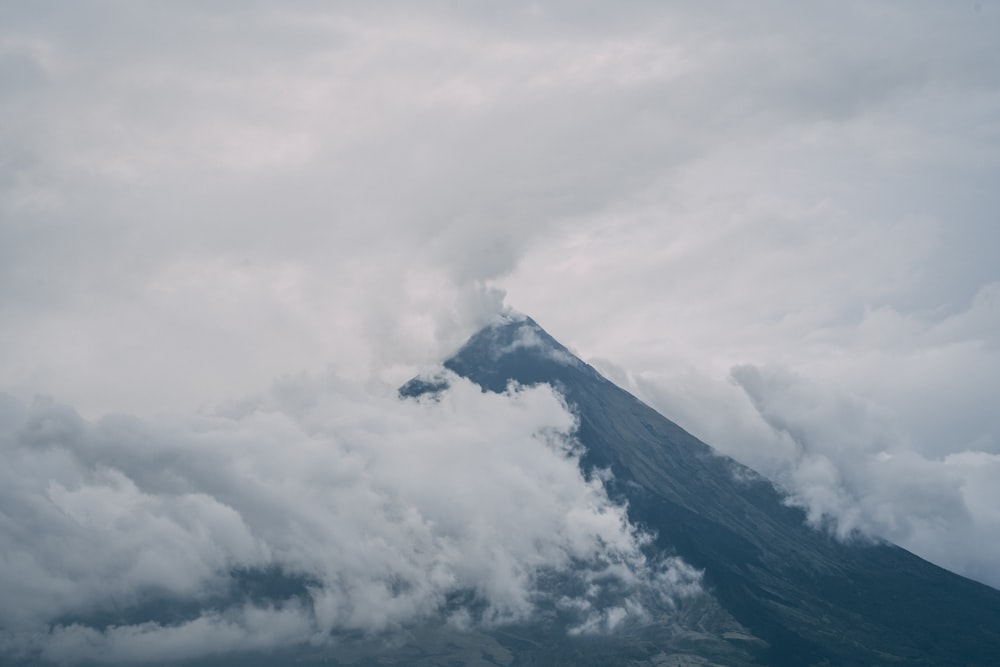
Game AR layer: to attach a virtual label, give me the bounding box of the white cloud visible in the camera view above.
[0,375,700,663]
[39,605,316,666]
[725,364,1000,589]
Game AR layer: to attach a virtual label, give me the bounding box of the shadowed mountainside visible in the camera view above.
[421,314,1000,666]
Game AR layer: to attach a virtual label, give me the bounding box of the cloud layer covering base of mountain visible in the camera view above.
[0,375,699,663]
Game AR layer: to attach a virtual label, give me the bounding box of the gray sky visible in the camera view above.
[1,1,999,658]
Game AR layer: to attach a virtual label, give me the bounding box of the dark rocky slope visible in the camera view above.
[427,314,1000,666]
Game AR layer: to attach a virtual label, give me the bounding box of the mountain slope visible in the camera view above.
[424,314,1000,666]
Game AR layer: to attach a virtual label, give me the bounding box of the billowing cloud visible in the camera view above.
[595,284,1000,589]
[725,363,1000,590]
[0,373,699,663]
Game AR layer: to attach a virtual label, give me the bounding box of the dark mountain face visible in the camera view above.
[417,314,1000,667]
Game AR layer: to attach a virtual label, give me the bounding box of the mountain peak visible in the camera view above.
[436,313,606,397]
[399,313,586,399]
[458,312,579,365]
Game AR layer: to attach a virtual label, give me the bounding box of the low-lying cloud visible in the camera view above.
[0,374,700,663]
[729,364,1000,589]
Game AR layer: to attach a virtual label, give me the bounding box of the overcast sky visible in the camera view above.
[1,1,999,659]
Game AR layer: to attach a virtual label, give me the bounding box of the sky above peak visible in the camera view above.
[1,0,999,644]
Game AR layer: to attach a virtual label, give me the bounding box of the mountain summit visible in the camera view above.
[419,314,1000,666]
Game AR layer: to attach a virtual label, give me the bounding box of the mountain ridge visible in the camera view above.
[424,313,1000,666]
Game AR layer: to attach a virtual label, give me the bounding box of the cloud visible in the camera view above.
[0,374,700,663]
[586,270,1000,590]
[727,364,1000,590]
[0,1,727,417]
[1,0,998,621]
[36,605,316,666]
[3,2,998,416]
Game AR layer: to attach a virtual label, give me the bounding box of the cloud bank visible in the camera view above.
[0,376,699,663]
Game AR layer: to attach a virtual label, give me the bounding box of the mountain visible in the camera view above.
[401,313,1000,666]
[12,315,999,667]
